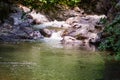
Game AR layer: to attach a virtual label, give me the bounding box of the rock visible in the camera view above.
[64,8,84,18]
[61,36,83,49]
[62,26,88,38]
[66,17,79,25]
[14,30,30,39]
[19,19,33,27]
[11,25,42,40]
[0,3,104,49]
[40,29,52,37]
[6,16,22,25]
[32,19,42,24]
[88,33,100,43]
[19,4,31,13]
[3,23,13,29]
[80,42,96,51]
[61,36,82,45]
[5,6,24,25]
[0,35,17,42]
[19,26,33,34]
[28,10,49,24]
[74,7,81,12]
[30,31,43,39]
[95,24,103,31]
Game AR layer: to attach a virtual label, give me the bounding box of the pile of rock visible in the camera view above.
[0,5,48,42]
[61,15,106,50]
[0,4,106,50]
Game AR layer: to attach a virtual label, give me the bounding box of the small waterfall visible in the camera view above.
[50,31,62,40]
[43,31,63,48]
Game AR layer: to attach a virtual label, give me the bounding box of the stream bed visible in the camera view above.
[0,41,119,80]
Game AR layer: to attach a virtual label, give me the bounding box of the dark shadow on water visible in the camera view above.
[104,61,120,80]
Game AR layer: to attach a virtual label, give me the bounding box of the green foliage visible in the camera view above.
[99,15,120,60]
[99,18,107,24]
[18,0,81,10]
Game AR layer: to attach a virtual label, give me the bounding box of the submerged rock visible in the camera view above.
[61,36,83,45]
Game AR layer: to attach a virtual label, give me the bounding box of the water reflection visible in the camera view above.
[104,61,120,80]
[0,42,104,80]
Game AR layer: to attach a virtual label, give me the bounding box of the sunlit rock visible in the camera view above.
[19,4,31,13]
[28,10,49,24]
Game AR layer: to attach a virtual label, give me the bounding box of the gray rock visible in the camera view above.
[40,29,52,37]
[30,31,43,39]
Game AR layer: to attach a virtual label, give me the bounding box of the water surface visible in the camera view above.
[0,42,105,80]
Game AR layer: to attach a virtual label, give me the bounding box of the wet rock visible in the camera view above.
[61,36,83,49]
[32,19,42,24]
[40,29,52,37]
[19,19,33,27]
[80,43,96,51]
[0,35,17,42]
[12,29,31,40]
[30,31,43,40]
[61,36,83,45]
[17,26,43,40]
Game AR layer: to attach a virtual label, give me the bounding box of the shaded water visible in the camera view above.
[0,41,111,80]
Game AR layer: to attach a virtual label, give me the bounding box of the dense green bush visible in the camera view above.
[18,0,80,10]
[99,15,120,60]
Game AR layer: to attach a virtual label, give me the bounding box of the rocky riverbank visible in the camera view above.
[0,4,106,50]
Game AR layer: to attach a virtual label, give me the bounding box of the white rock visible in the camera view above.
[28,10,49,23]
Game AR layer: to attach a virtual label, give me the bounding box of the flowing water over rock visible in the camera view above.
[0,4,106,48]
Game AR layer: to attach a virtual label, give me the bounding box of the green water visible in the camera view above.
[0,42,104,80]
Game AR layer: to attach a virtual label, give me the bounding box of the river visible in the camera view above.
[0,40,119,80]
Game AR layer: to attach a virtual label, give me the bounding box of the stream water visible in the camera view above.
[0,40,119,80]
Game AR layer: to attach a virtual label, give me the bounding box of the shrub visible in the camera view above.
[99,15,120,60]
[18,0,81,10]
